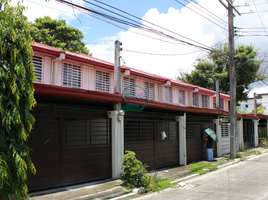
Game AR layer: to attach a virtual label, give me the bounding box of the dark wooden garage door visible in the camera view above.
[186,114,217,163]
[243,119,254,147]
[28,115,111,191]
[124,120,179,169]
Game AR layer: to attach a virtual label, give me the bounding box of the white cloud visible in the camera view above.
[87,36,120,62]
[11,0,86,22]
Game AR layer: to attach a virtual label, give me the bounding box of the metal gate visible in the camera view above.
[259,119,267,140]
[186,114,217,163]
[28,102,112,191]
[124,120,179,169]
[243,119,254,148]
[221,123,230,155]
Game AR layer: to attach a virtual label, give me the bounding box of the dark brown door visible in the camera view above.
[28,115,60,191]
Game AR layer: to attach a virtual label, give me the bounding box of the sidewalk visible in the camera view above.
[29,147,268,200]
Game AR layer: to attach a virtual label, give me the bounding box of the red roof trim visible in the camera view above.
[33,83,121,103]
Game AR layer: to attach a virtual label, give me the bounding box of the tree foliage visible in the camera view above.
[250,105,265,114]
[30,16,91,55]
[178,45,261,103]
[0,0,36,199]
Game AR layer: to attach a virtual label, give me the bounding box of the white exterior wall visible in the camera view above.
[88,66,95,91]
[52,60,62,86]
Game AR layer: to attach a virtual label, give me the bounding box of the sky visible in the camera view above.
[11,0,268,97]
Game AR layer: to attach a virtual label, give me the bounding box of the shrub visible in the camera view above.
[121,150,148,189]
[121,151,175,192]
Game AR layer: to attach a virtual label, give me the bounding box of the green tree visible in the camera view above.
[250,105,265,114]
[0,0,36,199]
[30,16,91,55]
[178,45,261,103]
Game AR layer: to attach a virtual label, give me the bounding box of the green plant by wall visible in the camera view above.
[121,151,149,189]
[0,0,36,199]
[121,151,174,192]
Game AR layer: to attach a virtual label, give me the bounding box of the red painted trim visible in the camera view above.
[33,83,121,103]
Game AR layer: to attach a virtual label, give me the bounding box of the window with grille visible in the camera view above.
[202,95,208,108]
[220,99,224,110]
[62,63,81,88]
[164,86,173,103]
[179,90,186,105]
[123,77,135,97]
[95,70,110,92]
[144,82,155,100]
[193,92,199,106]
[32,56,42,83]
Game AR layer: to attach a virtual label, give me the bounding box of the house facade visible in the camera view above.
[28,42,262,191]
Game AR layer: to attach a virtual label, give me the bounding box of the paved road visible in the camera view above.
[136,153,268,200]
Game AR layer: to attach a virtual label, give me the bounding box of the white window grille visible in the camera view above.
[202,95,208,108]
[62,63,81,88]
[193,92,199,106]
[32,56,43,83]
[179,90,186,105]
[144,82,155,100]
[164,86,173,103]
[95,70,110,93]
[123,77,135,96]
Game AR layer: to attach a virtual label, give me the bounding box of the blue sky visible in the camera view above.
[11,0,268,95]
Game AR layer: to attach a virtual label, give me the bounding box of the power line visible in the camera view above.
[122,48,203,56]
[251,0,268,39]
[174,0,227,30]
[54,0,213,52]
[190,0,227,24]
[91,0,212,50]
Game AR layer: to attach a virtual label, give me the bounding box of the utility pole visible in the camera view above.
[114,40,122,111]
[254,93,257,117]
[228,0,237,158]
[219,0,240,158]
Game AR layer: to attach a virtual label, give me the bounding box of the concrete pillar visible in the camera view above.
[176,113,187,166]
[253,119,259,147]
[108,110,124,179]
[237,118,244,151]
[213,119,222,157]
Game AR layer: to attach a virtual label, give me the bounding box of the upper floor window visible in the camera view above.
[220,99,224,110]
[62,63,81,88]
[95,70,110,93]
[123,77,135,96]
[164,86,173,103]
[32,56,42,83]
[202,95,208,108]
[193,92,199,107]
[144,82,155,100]
[179,90,186,105]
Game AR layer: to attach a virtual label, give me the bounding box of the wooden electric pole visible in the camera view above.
[219,0,240,158]
[254,93,257,117]
[216,79,220,109]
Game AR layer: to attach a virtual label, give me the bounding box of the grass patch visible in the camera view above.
[147,177,176,192]
[189,163,218,175]
[245,150,262,155]
[236,152,246,160]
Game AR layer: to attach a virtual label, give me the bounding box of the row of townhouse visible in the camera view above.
[28,42,267,192]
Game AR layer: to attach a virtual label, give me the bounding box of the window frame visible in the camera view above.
[94,69,111,93]
[62,62,82,88]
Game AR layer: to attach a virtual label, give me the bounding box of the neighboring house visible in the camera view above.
[28,42,262,192]
[238,93,268,115]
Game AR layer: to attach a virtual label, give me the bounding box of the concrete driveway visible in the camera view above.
[135,153,268,200]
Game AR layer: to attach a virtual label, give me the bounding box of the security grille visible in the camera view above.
[202,95,208,108]
[220,99,224,110]
[179,90,186,105]
[193,92,199,106]
[62,63,81,88]
[221,123,229,137]
[123,77,135,96]
[164,86,173,103]
[144,82,155,100]
[95,70,110,92]
[32,56,43,83]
